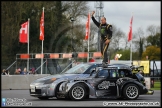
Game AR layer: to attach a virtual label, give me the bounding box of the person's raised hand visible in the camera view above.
[92,11,95,16]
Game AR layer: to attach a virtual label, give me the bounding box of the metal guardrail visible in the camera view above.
[16,52,103,59]
[6,61,16,70]
[35,60,47,72]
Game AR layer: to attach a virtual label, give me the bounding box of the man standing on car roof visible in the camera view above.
[91,11,113,66]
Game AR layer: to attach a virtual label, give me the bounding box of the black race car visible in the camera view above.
[57,64,154,100]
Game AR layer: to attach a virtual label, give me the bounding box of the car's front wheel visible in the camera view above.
[123,84,139,100]
[69,84,86,101]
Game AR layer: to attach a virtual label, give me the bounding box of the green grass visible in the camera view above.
[151,81,161,90]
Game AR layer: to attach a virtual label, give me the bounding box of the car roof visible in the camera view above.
[84,62,131,69]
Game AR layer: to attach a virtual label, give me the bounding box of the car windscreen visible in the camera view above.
[64,64,91,74]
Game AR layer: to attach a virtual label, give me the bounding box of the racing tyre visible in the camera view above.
[38,97,49,100]
[69,84,87,101]
[123,84,139,100]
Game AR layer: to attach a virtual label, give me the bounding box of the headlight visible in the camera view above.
[44,78,57,84]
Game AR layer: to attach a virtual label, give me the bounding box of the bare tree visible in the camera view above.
[146,25,156,36]
[133,27,146,59]
[47,1,90,53]
[121,33,130,50]
[62,1,89,23]
[146,25,161,36]
[109,25,125,51]
[145,25,161,48]
[71,22,98,52]
[156,25,161,33]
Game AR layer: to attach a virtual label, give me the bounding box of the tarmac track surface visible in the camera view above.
[2,90,161,107]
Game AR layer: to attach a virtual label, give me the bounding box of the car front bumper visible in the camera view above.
[29,83,55,97]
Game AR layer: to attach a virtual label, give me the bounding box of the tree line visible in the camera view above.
[2,1,89,66]
[109,25,161,61]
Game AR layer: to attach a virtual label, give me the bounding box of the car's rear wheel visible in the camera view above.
[69,84,86,100]
[123,84,139,100]
[38,97,49,100]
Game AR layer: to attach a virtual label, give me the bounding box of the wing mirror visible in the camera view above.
[90,69,96,76]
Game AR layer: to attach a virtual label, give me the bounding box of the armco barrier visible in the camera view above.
[2,74,50,90]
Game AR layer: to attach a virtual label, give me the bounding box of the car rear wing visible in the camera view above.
[131,66,144,73]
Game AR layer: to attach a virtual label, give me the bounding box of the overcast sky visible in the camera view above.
[87,1,161,36]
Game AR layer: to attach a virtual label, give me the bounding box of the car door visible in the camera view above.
[94,69,118,97]
[107,69,118,96]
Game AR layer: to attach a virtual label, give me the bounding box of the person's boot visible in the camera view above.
[102,62,107,68]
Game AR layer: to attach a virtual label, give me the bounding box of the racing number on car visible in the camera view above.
[98,81,115,89]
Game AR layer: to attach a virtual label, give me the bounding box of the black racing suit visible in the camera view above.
[92,16,112,63]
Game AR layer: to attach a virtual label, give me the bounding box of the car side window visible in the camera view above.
[98,69,109,78]
[118,69,125,77]
[118,69,132,77]
[109,69,117,78]
[125,70,132,77]
[90,67,97,77]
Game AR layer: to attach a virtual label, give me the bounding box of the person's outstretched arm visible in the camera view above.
[91,11,100,28]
